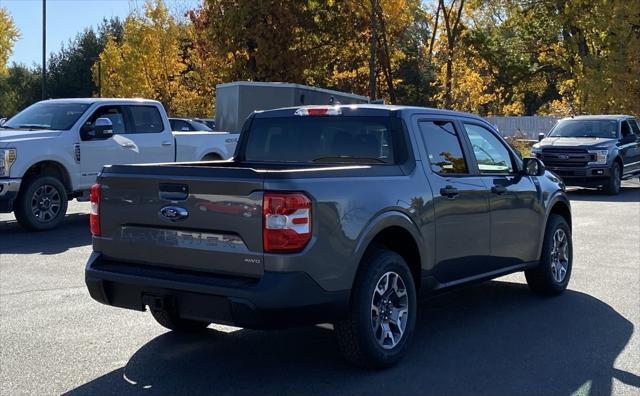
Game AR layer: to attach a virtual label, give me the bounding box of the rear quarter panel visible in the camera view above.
[174,132,239,161]
[263,166,434,292]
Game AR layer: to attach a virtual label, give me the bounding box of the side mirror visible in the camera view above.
[538,132,545,142]
[94,118,114,138]
[0,118,6,126]
[522,157,546,176]
[82,118,114,140]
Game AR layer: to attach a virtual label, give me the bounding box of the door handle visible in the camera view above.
[491,185,507,195]
[161,141,173,146]
[120,142,135,148]
[440,185,459,198]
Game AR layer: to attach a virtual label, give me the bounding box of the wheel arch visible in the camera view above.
[352,211,424,291]
[22,160,72,195]
[201,152,223,161]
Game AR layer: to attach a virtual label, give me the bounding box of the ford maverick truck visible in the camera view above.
[85,105,572,367]
[0,98,238,230]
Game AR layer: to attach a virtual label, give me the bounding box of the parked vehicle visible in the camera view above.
[0,98,238,230]
[533,115,640,194]
[194,118,216,130]
[85,105,572,367]
[168,117,213,132]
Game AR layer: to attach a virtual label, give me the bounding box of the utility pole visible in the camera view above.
[42,0,47,100]
[368,0,377,101]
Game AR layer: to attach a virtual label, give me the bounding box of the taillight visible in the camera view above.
[89,183,101,236]
[263,192,311,253]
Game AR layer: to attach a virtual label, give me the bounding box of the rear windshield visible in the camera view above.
[244,116,403,164]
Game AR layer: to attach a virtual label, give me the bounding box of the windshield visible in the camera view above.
[549,119,618,138]
[3,102,90,131]
[244,116,401,164]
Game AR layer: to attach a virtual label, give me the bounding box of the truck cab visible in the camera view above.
[0,98,238,230]
[533,115,640,194]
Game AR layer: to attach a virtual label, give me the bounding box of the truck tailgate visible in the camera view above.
[98,165,265,278]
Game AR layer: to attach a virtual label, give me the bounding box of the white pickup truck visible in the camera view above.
[0,98,238,230]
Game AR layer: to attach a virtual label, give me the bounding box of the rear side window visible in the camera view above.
[127,106,164,133]
[418,120,468,174]
[630,119,640,135]
[244,117,401,164]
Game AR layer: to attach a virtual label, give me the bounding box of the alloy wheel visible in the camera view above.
[370,271,409,349]
[550,228,569,283]
[30,184,62,223]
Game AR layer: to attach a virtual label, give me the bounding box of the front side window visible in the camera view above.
[127,106,164,133]
[629,119,640,136]
[84,105,126,134]
[418,120,468,174]
[4,102,90,131]
[464,124,514,174]
[621,121,632,138]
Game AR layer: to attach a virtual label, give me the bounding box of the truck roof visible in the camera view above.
[253,104,490,124]
[559,115,634,121]
[39,98,162,106]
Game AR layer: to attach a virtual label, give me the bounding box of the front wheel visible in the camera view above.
[603,162,621,195]
[13,175,68,231]
[334,249,417,368]
[525,215,573,295]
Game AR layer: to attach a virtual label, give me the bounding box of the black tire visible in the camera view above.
[150,309,210,332]
[14,175,68,231]
[603,162,621,195]
[525,215,572,296]
[334,249,417,368]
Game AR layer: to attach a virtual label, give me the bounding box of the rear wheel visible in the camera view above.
[525,215,572,295]
[150,309,210,332]
[603,162,621,195]
[334,249,417,368]
[14,175,68,231]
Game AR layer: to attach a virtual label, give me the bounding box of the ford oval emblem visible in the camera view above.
[159,206,189,222]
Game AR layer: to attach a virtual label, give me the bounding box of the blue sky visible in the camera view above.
[1,0,200,66]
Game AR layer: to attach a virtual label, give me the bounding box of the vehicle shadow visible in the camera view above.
[0,213,91,254]
[567,183,640,202]
[65,281,638,396]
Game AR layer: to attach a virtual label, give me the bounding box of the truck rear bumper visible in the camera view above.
[85,252,350,329]
[0,178,21,213]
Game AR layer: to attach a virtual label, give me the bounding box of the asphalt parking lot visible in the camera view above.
[1,181,639,396]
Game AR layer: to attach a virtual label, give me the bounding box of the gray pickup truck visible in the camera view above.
[85,105,572,367]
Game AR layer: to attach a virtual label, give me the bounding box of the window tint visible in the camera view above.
[630,119,640,135]
[127,106,164,133]
[85,106,126,134]
[464,124,514,174]
[170,119,191,131]
[621,121,632,138]
[244,117,399,164]
[418,120,468,174]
